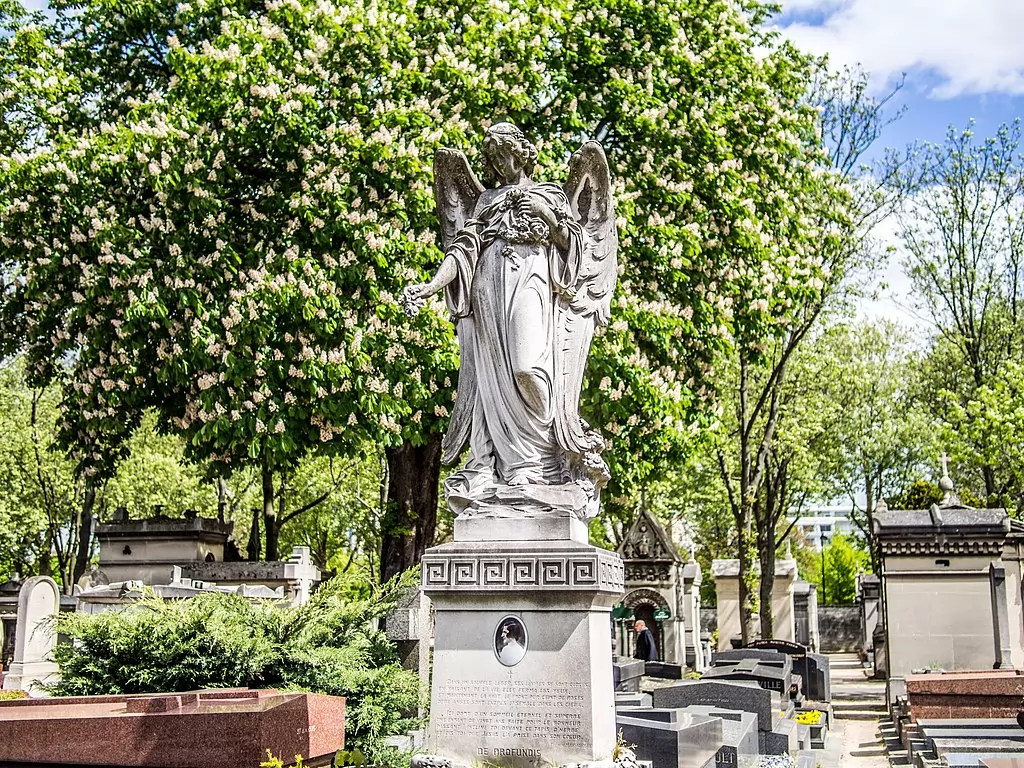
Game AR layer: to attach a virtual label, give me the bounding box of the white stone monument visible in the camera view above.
[2,576,60,694]
[618,508,686,664]
[405,124,622,768]
[873,468,1022,676]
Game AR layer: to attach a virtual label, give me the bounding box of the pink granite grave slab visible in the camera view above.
[0,688,344,767]
[906,670,1024,720]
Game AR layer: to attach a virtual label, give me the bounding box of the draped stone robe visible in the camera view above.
[442,182,585,492]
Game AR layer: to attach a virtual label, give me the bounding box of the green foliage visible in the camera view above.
[49,571,422,760]
[260,751,304,768]
[887,479,943,510]
[888,479,984,511]
[0,0,845,520]
[800,533,869,606]
[333,747,366,767]
[899,121,1024,512]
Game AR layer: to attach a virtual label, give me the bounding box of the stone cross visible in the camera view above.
[939,451,950,478]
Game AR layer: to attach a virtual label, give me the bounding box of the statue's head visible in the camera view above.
[483,122,538,182]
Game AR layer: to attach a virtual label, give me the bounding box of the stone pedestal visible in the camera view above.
[422,514,623,767]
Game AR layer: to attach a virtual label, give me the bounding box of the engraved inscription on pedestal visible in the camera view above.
[433,678,588,756]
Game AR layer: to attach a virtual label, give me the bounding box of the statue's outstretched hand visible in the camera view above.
[402,283,431,317]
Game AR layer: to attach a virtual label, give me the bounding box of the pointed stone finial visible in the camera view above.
[874,497,889,514]
[784,539,793,560]
[689,543,697,563]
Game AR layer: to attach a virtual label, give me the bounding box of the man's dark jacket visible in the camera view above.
[634,628,658,661]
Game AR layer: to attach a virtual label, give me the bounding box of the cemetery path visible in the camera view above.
[828,652,890,768]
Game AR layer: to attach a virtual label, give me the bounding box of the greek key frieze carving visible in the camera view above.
[422,552,623,592]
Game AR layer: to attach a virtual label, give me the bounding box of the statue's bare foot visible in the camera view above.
[507,473,531,486]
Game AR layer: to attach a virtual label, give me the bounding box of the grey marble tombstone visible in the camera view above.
[406,124,621,767]
[2,576,60,694]
[614,710,724,768]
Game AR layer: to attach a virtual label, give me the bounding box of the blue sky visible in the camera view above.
[773,0,1024,330]
[775,0,1024,155]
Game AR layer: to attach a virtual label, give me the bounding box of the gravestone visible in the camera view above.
[385,587,433,717]
[747,640,830,702]
[0,689,345,765]
[858,573,881,655]
[701,657,793,698]
[652,679,798,756]
[614,692,652,709]
[2,576,59,694]
[759,718,798,755]
[680,706,759,768]
[614,658,646,692]
[792,580,819,652]
[644,660,683,679]
[615,709,724,768]
[680,555,705,671]
[652,680,774,732]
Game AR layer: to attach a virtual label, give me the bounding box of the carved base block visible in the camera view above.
[422,539,623,767]
[454,503,590,544]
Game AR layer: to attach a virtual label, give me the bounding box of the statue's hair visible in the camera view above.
[483,122,538,177]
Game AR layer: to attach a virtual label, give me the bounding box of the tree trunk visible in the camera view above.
[39,528,53,578]
[380,435,442,584]
[982,464,997,504]
[71,485,96,589]
[262,460,279,561]
[758,515,776,639]
[247,507,261,561]
[864,464,882,575]
[737,522,755,647]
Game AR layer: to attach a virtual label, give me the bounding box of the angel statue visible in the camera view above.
[403,122,617,521]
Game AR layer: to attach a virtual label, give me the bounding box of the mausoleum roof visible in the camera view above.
[873,507,1009,535]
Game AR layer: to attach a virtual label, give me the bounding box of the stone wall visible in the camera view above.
[818,606,860,652]
[697,606,860,652]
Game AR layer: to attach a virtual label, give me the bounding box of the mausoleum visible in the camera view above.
[873,470,1024,677]
[618,508,694,666]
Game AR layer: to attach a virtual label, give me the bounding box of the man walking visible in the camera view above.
[633,619,658,661]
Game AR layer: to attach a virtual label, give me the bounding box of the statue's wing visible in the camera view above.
[433,149,484,465]
[434,148,484,251]
[554,142,618,455]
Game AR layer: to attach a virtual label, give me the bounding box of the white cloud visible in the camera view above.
[775,0,1024,97]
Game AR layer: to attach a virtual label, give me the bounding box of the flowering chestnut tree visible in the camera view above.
[0,0,845,572]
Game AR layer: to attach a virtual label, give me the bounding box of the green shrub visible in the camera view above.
[0,690,28,701]
[49,570,422,761]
